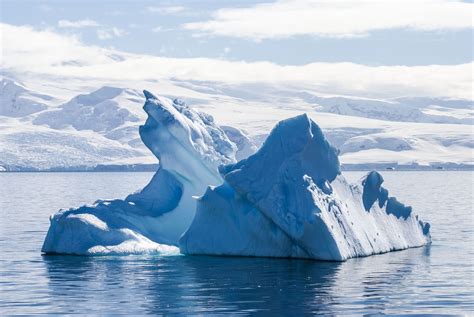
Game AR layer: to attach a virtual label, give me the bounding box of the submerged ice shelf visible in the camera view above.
[42,91,430,260]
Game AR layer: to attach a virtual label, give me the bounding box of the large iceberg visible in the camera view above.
[42,91,238,254]
[42,91,430,260]
[180,114,431,261]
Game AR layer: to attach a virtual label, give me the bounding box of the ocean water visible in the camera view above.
[0,171,472,315]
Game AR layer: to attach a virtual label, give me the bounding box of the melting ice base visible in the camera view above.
[42,91,430,260]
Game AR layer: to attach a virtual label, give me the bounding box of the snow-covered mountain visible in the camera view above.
[33,87,143,132]
[297,92,473,125]
[0,79,53,117]
[0,79,153,170]
[33,86,147,149]
[173,80,473,125]
[0,76,472,170]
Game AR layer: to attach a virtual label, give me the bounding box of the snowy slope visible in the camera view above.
[193,94,473,167]
[0,79,53,117]
[0,79,154,169]
[297,92,473,125]
[33,86,147,149]
[173,80,472,125]
[0,116,152,170]
[33,87,144,132]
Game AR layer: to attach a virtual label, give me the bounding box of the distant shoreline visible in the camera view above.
[1,163,472,173]
[0,164,159,173]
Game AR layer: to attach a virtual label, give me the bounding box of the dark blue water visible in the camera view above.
[0,172,473,315]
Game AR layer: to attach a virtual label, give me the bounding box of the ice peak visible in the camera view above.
[143,90,158,100]
[211,114,342,244]
[362,171,386,211]
[221,113,340,190]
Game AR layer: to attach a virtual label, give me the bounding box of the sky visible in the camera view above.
[1,0,473,99]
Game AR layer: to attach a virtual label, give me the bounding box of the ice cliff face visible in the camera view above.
[42,91,236,254]
[180,114,431,261]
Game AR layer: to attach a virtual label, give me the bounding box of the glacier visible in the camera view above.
[180,114,431,261]
[42,90,237,254]
[42,91,430,260]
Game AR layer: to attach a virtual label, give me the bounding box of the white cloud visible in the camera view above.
[97,27,127,40]
[183,0,473,40]
[1,23,472,100]
[146,6,186,14]
[0,23,113,70]
[58,19,100,28]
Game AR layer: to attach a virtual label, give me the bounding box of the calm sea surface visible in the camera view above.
[0,171,473,315]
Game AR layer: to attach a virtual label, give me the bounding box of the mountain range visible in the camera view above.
[0,76,472,171]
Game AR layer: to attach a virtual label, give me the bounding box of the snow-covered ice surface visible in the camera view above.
[42,91,237,255]
[180,114,431,261]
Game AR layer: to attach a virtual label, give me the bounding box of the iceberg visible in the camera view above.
[42,91,430,260]
[42,91,237,255]
[180,114,431,261]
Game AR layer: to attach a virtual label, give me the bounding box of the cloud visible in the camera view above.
[146,6,186,14]
[151,26,163,33]
[97,27,127,40]
[0,23,112,70]
[183,0,473,40]
[58,19,100,28]
[1,22,472,100]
